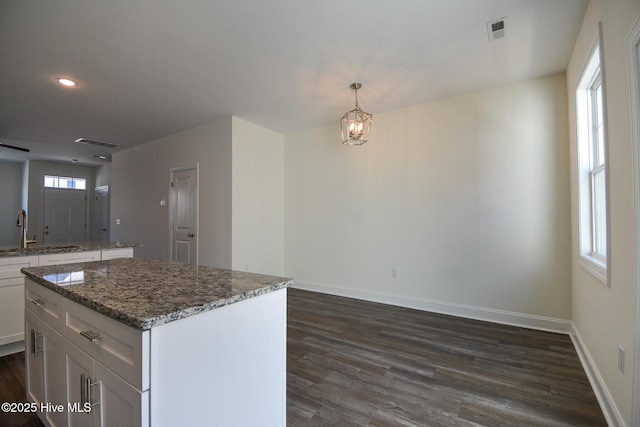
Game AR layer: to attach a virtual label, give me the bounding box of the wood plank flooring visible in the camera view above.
[1,289,607,426]
[287,289,607,426]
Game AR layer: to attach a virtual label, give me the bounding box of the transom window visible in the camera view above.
[44,175,87,190]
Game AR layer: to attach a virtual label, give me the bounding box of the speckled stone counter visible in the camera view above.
[21,257,293,330]
[0,241,140,257]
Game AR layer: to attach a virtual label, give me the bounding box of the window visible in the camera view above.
[44,175,86,190]
[576,28,608,284]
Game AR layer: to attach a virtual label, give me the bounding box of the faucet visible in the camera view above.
[16,209,37,249]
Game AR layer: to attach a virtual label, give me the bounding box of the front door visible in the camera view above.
[43,188,86,243]
[169,165,198,264]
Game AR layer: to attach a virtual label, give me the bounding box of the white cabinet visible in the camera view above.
[25,277,287,427]
[26,311,66,427]
[0,256,38,351]
[38,251,101,266]
[64,341,148,427]
[100,248,133,260]
[0,246,135,356]
[26,278,148,427]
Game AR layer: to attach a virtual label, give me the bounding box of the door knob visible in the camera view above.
[188,233,195,238]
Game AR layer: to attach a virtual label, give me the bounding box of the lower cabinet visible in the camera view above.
[25,280,148,427]
[64,340,148,427]
[25,309,66,427]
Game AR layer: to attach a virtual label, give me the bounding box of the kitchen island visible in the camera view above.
[0,241,140,356]
[22,257,292,427]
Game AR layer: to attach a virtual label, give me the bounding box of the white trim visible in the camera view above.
[293,280,572,334]
[575,22,611,287]
[571,323,626,427]
[626,13,640,427]
[0,341,24,357]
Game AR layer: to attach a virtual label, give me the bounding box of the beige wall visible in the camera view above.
[111,118,233,267]
[111,116,285,274]
[284,73,572,321]
[567,0,640,424]
[232,117,284,276]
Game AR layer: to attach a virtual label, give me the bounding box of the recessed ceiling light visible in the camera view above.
[56,77,77,87]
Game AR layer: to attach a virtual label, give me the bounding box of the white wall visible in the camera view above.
[111,118,233,267]
[94,163,111,188]
[567,0,640,424]
[0,160,24,246]
[232,117,284,276]
[284,73,572,323]
[110,116,285,274]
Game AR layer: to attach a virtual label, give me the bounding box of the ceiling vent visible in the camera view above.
[487,17,508,42]
[74,137,120,148]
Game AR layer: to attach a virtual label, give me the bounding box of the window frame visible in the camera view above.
[44,174,87,190]
[575,22,610,285]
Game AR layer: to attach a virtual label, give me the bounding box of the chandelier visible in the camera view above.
[340,82,372,145]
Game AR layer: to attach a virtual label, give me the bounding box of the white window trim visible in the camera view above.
[575,22,610,286]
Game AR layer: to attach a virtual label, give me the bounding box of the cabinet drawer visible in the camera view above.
[25,279,63,329]
[38,251,101,266]
[101,248,133,260]
[62,298,149,391]
[0,256,37,280]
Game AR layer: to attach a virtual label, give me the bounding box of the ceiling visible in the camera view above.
[0,0,588,166]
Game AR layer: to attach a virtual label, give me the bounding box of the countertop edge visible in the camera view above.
[1,241,141,258]
[22,269,293,330]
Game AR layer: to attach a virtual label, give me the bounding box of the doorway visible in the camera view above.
[43,188,86,243]
[169,164,198,264]
[94,185,110,242]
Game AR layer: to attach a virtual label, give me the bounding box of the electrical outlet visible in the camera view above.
[618,346,625,373]
[391,268,398,278]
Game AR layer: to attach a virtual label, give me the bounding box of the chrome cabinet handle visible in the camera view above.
[30,329,41,357]
[81,373,100,409]
[80,330,102,343]
[29,298,44,307]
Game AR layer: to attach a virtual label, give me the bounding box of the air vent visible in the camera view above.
[74,137,120,148]
[487,17,508,42]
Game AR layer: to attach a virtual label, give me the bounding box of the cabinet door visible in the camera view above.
[64,341,99,427]
[25,310,66,427]
[43,321,66,427]
[95,362,148,427]
[25,314,45,406]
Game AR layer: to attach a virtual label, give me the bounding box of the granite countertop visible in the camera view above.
[0,241,140,257]
[21,257,292,330]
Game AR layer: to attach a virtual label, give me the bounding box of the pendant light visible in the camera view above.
[341,82,372,145]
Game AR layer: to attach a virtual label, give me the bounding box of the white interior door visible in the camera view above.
[43,188,86,244]
[169,165,198,264]
[94,185,110,242]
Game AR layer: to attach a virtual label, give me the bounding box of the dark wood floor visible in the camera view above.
[1,289,607,426]
[287,289,607,426]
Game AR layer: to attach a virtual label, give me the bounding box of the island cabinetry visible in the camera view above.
[25,278,149,427]
[25,280,66,427]
[64,339,148,427]
[0,256,38,348]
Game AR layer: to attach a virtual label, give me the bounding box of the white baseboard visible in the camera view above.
[571,323,626,427]
[293,280,572,334]
[0,341,25,358]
